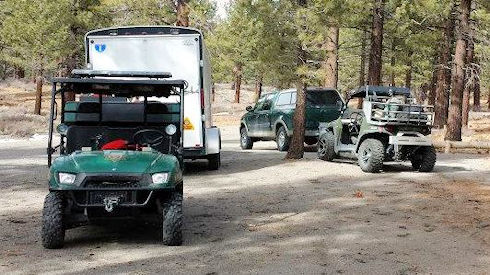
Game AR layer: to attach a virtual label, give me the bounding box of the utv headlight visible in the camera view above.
[58,173,76,184]
[152,173,169,184]
[165,124,177,136]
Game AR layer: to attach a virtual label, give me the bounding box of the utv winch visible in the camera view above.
[42,70,185,248]
[317,85,436,173]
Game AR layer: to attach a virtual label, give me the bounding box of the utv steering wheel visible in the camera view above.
[133,129,165,147]
[349,112,363,134]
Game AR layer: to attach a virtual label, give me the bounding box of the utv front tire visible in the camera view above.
[317,132,336,161]
[276,126,290,152]
[41,192,65,249]
[240,127,253,150]
[411,146,436,172]
[207,153,221,170]
[357,139,384,173]
[162,192,183,246]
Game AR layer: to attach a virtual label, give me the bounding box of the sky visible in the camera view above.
[214,0,230,18]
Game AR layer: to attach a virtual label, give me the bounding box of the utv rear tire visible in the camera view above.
[240,127,253,150]
[41,192,65,249]
[411,146,436,172]
[357,139,384,173]
[162,192,183,246]
[207,153,221,170]
[276,126,290,152]
[317,132,336,161]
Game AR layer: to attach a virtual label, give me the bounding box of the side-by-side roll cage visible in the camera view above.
[48,71,186,166]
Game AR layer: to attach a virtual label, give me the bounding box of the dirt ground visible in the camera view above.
[0,125,489,274]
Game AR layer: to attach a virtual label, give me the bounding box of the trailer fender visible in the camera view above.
[205,127,221,155]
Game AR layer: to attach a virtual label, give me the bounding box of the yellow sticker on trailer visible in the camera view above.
[183,117,194,130]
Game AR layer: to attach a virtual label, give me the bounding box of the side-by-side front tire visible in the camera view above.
[207,153,221,170]
[357,138,384,173]
[240,127,253,150]
[317,132,336,161]
[161,192,183,246]
[41,192,65,249]
[411,146,436,172]
[276,126,290,152]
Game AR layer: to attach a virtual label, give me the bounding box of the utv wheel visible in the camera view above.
[411,146,436,172]
[317,132,336,161]
[207,153,221,170]
[161,192,183,246]
[276,126,290,152]
[41,192,65,249]
[240,127,253,150]
[357,139,384,173]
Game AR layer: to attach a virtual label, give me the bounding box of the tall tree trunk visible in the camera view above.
[428,60,437,105]
[358,28,368,108]
[445,0,471,141]
[472,57,480,111]
[434,5,456,128]
[176,0,190,27]
[286,0,307,160]
[462,32,474,128]
[390,38,396,86]
[405,50,413,88]
[34,76,43,115]
[254,75,263,103]
[324,25,339,89]
[368,0,385,86]
[233,63,242,103]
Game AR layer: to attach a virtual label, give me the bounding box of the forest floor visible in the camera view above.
[0,126,489,274]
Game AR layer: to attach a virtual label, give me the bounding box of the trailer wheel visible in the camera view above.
[411,146,436,172]
[357,138,384,173]
[240,127,253,149]
[207,153,221,170]
[161,192,183,246]
[41,192,65,249]
[276,126,290,152]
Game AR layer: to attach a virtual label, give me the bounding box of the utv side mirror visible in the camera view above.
[56,123,68,136]
[246,106,253,112]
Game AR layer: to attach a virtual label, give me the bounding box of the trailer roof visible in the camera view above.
[51,77,186,97]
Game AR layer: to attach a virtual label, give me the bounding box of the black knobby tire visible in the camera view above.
[317,132,336,161]
[41,192,65,249]
[161,192,183,246]
[276,126,290,152]
[208,153,221,170]
[240,127,253,150]
[411,146,436,172]
[357,138,385,173]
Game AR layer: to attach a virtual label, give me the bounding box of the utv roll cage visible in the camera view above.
[348,85,434,126]
[48,70,186,166]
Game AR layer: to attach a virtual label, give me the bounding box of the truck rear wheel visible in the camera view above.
[240,127,253,149]
[357,139,384,173]
[411,146,436,172]
[41,192,65,249]
[161,192,183,246]
[276,126,290,151]
[207,153,221,170]
[317,132,336,161]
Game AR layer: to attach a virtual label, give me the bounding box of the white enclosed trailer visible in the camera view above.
[84,26,221,169]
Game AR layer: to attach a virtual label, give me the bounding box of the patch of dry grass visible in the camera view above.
[0,105,48,137]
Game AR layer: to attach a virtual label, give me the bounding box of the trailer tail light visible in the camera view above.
[200,88,205,110]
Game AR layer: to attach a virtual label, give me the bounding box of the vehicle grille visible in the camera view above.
[82,174,144,189]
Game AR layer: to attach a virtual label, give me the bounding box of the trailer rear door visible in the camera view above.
[86,34,203,148]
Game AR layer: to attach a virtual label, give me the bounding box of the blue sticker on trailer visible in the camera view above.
[95,44,106,53]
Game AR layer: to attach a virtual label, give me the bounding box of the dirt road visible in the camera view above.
[1,126,489,274]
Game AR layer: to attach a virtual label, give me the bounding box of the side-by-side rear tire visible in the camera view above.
[411,146,436,172]
[317,132,336,161]
[276,126,290,152]
[357,138,384,173]
[41,192,65,249]
[207,153,221,170]
[161,192,183,246]
[240,127,253,150]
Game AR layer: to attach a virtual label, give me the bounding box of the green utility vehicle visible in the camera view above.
[42,70,185,248]
[317,86,436,173]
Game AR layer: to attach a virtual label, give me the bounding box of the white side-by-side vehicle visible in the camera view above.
[84,26,221,169]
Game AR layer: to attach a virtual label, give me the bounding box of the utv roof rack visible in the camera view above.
[350,85,411,98]
[71,69,172,79]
